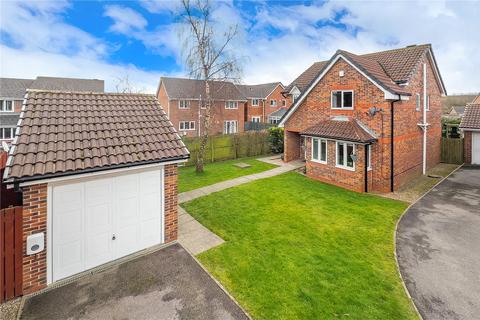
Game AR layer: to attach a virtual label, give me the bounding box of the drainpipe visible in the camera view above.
[364,144,369,193]
[390,95,401,192]
[422,63,428,175]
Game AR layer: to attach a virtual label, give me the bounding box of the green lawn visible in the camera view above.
[178,157,277,193]
[182,172,417,320]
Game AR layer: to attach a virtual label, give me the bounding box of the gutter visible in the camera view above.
[390,95,402,192]
[4,155,190,186]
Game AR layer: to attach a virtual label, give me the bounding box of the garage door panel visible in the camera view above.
[52,167,163,283]
[473,133,480,164]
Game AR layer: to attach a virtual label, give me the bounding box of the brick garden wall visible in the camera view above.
[22,183,47,295]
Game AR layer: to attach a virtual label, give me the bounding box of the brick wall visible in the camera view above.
[22,183,47,295]
[157,84,245,137]
[464,131,472,164]
[164,164,178,243]
[245,85,292,122]
[284,53,443,192]
[284,130,301,162]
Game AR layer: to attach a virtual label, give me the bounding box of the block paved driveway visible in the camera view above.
[20,243,249,320]
[396,166,480,320]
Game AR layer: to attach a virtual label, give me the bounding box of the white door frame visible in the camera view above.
[473,132,480,165]
[46,165,165,285]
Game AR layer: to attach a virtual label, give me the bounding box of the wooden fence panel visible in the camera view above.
[441,138,464,164]
[1,206,23,303]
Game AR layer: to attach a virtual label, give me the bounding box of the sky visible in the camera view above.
[0,0,479,94]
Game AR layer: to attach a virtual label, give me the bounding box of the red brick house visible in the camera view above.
[279,44,446,193]
[460,98,480,165]
[236,82,291,124]
[2,90,189,294]
[157,77,247,137]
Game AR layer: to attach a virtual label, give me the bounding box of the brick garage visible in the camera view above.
[460,103,480,165]
[3,91,189,295]
[280,44,446,193]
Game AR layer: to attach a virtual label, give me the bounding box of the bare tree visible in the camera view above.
[179,0,241,173]
[114,75,145,93]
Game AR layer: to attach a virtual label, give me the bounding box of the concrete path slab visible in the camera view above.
[396,166,480,320]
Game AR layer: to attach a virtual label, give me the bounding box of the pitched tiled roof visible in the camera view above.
[160,77,246,101]
[268,108,288,118]
[29,76,104,92]
[0,113,19,127]
[300,119,377,143]
[472,95,480,104]
[285,44,441,96]
[3,91,189,183]
[284,61,327,93]
[236,82,282,99]
[0,78,34,99]
[460,104,480,130]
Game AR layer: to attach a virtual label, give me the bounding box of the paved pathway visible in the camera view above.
[396,166,480,320]
[178,157,304,255]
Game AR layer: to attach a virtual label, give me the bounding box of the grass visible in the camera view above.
[178,157,277,193]
[182,172,418,320]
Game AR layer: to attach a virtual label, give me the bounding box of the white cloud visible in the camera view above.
[140,0,181,13]
[104,5,148,33]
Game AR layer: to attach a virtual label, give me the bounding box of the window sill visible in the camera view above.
[335,164,355,172]
[331,107,354,110]
[311,159,327,165]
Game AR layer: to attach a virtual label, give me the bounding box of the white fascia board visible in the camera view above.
[279,54,407,127]
[11,159,188,188]
[426,49,447,95]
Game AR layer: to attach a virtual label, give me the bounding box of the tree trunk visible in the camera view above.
[195,80,211,173]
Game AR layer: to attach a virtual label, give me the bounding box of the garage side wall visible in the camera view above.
[22,183,48,295]
[464,131,472,164]
[164,164,178,243]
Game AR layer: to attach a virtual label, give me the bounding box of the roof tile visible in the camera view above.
[460,104,480,130]
[301,119,376,143]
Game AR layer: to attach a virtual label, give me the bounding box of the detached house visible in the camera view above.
[0,76,104,144]
[236,82,290,124]
[3,90,189,295]
[280,44,446,193]
[157,77,247,137]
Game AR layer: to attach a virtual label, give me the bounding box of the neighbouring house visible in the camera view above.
[0,76,104,145]
[446,106,466,119]
[2,90,189,295]
[157,77,247,137]
[279,44,446,193]
[283,61,327,103]
[460,98,480,165]
[236,82,291,124]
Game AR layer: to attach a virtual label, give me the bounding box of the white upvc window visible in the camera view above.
[179,121,195,130]
[270,99,277,106]
[251,116,261,123]
[416,93,421,111]
[224,120,238,134]
[331,90,354,109]
[311,138,327,164]
[268,116,280,124]
[0,127,15,140]
[292,94,299,103]
[366,144,372,170]
[282,99,286,107]
[426,95,430,111]
[336,141,355,170]
[225,101,238,109]
[0,100,14,112]
[178,100,190,109]
[252,99,259,106]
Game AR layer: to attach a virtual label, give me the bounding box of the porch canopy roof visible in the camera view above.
[300,119,377,144]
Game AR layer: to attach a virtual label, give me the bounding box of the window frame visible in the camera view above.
[223,120,238,134]
[282,99,286,107]
[336,141,356,171]
[0,127,15,140]
[311,137,327,164]
[426,95,430,111]
[331,90,354,110]
[0,100,14,112]
[251,99,259,106]
[251,116,261,123]
[225,101,238,109]
[179,121,195,131]
[416,93,421,111]
[270,99,277,107]
[178,100,190,109]
[366,144,372,171]
[268,116,280,124]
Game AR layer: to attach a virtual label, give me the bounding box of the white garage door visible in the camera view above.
[51,168,163,282]
[473,132,480,165]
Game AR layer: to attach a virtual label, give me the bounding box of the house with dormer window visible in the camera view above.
[279,44,446,193]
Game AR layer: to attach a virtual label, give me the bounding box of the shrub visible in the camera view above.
[268,127,284,154]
